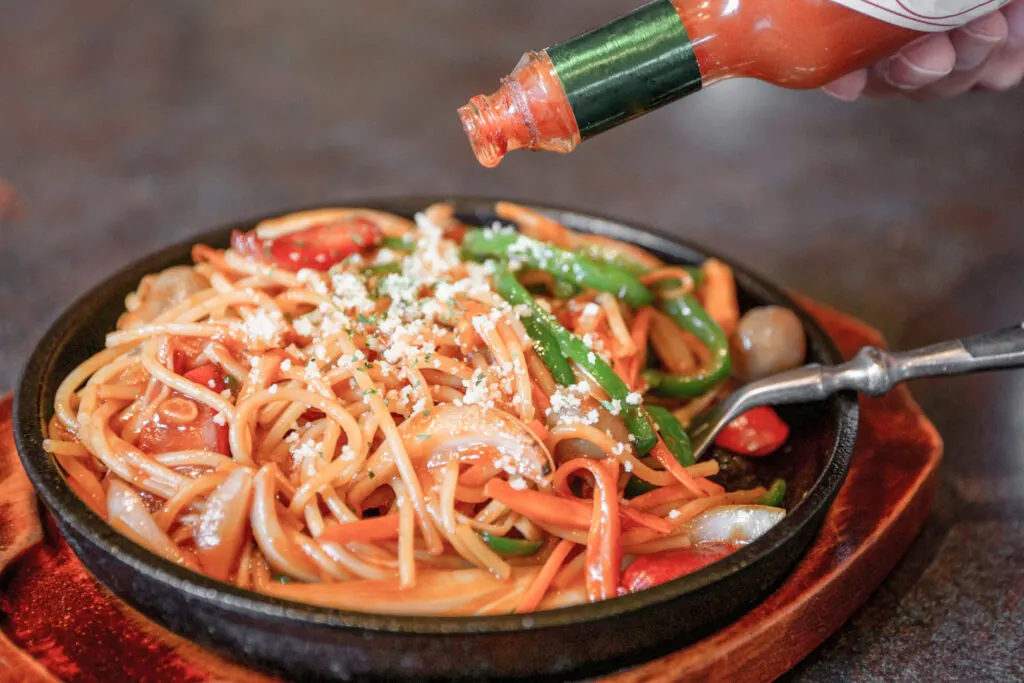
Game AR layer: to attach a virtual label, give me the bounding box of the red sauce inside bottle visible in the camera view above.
[679,0,916,88]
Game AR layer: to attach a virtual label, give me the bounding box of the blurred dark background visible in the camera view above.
[2,1,1022,680]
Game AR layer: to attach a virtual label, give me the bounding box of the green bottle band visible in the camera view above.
[547,0,702,140]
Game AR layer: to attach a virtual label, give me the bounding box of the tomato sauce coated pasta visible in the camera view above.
[44,203,802,615]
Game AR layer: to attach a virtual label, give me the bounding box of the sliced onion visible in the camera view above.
[196,466,255,581]
[106,480,197,569]
[686,505,785,545]
[369,404,555,485]
[547,396,629,463]
[120,266,207,329]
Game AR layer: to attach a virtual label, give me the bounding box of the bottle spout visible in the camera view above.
[458,51,580,168]
[458,95,509,169]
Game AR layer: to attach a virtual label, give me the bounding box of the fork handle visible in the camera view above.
[732,323,1024,412]
[690,324,1024,458]
[829,323,1024,397]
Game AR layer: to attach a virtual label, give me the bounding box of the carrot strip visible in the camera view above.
[459,464,492,487]
[620,506,674,534]
[495,201,573,248]
[626,306,653,390]
[530,381,551,415]
[516,539,575,613]
[552,549,587,589]
[627,484,701,512]
[548,459,622,601]
[318,514,401,545]
[485,479,669,533]
[650,440,708,498]
[612,358,632,388]
[700,259,739,337]
[551,460,671,533]
[485,480,593,529]
[456,300,490,353]
[526,419,549,442]
[697,478,726,496]
[619,526,667,548]
[597,293,636,357]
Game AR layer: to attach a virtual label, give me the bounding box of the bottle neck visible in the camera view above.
[545,0,703,141]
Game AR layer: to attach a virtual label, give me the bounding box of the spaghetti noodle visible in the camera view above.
[44,203,799,616]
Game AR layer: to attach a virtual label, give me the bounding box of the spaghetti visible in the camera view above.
[44,203,799,616]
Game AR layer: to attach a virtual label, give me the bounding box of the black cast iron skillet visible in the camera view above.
[15,197,857,682]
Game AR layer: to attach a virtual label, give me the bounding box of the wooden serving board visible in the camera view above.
[0,299,942,683]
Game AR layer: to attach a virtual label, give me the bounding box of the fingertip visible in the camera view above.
[1005,0,1024,49]
[882,34,957,90]
[822,70,868,100]
[952,12,1008,71]
[975,45,1024,90]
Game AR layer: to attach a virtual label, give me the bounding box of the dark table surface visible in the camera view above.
[2,1,1022,681]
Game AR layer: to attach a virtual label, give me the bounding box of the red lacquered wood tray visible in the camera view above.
[0,299,942,683]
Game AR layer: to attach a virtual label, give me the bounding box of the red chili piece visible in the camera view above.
[620,544,737,594]
[231,217,382,272]
[714,405,789,457]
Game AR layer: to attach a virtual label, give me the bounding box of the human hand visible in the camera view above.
[823,0,1024,100]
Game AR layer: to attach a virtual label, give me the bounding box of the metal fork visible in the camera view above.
[687,323,1024,460]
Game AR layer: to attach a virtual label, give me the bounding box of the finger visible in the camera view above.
[912,13,1009,99]
[870,34,957,93]
[822,69,869,101]
[1005,0,1024,49]
[909,69,981,99]
[949,11,1008,71]
[974,42,1024,90]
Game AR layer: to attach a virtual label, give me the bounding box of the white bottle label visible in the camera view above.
[831,0,1011,31]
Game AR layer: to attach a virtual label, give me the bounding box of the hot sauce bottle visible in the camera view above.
[459,0,1011,167]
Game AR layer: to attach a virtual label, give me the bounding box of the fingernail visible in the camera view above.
[881,37,954,89]
[822,72,864,100]
[954,30,1003,71]
[880,58,933,90]
[822,85,860,101]
[961,24,1004,41]
[900,39,955,76]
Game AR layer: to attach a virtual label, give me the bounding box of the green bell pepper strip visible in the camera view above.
[362,262,402,278]
[381,236,415,252]
[623,472,655,498]
[642,293,732,398]
[520,314,576,386]
[551,278,582,299]
[526,275,581,299]
[623,406,696,496]
[493,263,658,453]
[223,373,241,393]
[579,245,723,393]
[756,478,787,507]
[576,243,705,288]
[646,406,695,467]
[479,532,543,557]
[463,229,654,307]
